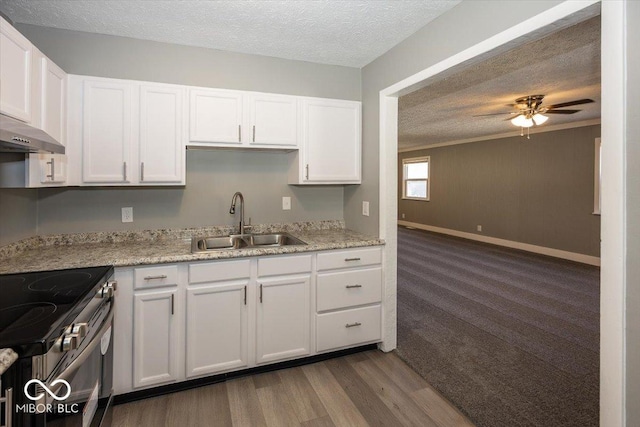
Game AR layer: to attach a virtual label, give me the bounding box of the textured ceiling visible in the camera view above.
[398,17,601,151]
[0,0,461,68]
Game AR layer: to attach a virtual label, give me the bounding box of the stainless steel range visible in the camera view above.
[0,266,116,427]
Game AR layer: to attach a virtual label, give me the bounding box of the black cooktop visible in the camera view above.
[0,265,113,356]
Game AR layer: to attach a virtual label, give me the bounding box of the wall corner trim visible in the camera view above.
[397,220,600,266]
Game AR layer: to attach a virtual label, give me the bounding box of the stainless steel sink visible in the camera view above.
[247,233,306,247]
[191,232,306,253]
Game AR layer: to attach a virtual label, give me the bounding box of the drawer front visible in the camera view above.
[189,259,251,284]
[317,247,382,271]
[134,265,179,289]
[316,305,381,352]
[258,254,312,277]
[317,267,382,312]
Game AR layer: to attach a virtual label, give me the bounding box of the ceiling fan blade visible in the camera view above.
[472,112,515,117]
[546,99,594,109]
[544,109,581,114]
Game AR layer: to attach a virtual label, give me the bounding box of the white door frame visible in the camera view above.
[378,1,625,425]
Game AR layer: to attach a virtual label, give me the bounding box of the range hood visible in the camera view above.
[0,114,65,154]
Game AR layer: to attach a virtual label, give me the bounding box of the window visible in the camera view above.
[402,156,430,201]
[594,138,601,215]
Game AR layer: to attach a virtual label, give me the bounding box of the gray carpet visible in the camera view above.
[395,226,600,427]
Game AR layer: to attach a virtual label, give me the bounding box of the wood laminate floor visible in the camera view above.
[112,350,475,427]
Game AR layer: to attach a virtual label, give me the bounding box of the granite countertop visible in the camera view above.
[0,348,18,375]
[0,221,384,274]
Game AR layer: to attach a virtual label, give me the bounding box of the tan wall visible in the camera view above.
[0,188,38,246]
[398,125,601,257]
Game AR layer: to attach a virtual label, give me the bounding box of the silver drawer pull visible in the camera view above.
[345,322,362,328]
[345,257,361,262]
[144,275,168,280]
[346,284,362,289]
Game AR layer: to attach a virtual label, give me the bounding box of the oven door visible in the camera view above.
[40,305,114,427]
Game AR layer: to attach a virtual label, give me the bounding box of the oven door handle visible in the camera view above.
[47,304,114,396]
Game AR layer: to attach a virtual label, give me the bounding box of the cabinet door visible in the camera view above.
[41,57,66,144]
[0,17,32,122]
[139,85,184,184]
[133,289,178,388]
[256,274,311,364]
[186,282,249,378]
[32,153,66,184]
[189,88,243,145]
[82,80,133,183]
[302,99,361,183]
[248,93,297,147]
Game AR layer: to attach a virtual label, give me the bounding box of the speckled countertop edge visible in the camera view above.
[0,221,384,275]
[0,348,18,375]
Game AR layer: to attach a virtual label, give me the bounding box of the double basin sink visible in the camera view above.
[191,233,306,253]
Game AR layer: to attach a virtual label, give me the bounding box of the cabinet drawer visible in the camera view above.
[134,265,179,289]
[317,247,382,271]
[258,254,311,277]
[316,305,381,352]
[189,259,251,284]
[317,267,382,312]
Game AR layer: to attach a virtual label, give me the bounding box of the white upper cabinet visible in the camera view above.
[40,56,66,144]
[82,79,133,184]
[0,16,32,122]
[189,89,299,149]
[289,98,361,184]
[189,88,244,145]
[247,93,298,147]
[74,76,186,186]
[139,84,185,184]
[25,50,68,187]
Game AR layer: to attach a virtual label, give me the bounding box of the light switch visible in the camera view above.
[362,201,370,216]
[282,197,291,210]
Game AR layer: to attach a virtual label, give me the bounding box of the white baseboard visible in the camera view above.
[397,220,601,266]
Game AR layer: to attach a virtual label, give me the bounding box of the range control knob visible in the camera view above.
[97,281,117,299]
[60,334,80,352]
[71,323,89,338]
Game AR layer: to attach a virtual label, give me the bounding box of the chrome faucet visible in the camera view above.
[229,192,249,235]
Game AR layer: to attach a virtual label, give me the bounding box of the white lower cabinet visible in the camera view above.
[256,274,311,364]
[133,289,179,388]
[186,260,251,378]
[113,248,382,396]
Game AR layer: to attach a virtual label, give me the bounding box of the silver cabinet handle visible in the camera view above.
[305,164,309,180]
[346,284,362,289]
[46,158,55,180]
[144,275,168,280]
[238,124,242,142]
[345,257,361,262]
[345,322,362,328]
[171,293,175,315]
[123,162,127,182]
[1,387,12,427]
[141,162,144,182]
[252,125,256,142]
[244,285,247,305]
[259,284,263,303]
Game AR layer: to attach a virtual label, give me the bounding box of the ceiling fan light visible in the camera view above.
[511,115,533,128]
[532,113,548,125]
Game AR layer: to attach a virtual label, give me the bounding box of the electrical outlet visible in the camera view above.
[477,225,482,232]
[282,196,291,210]
[362,201,370,217]
[402,213,405,219]
[122,207,133,223]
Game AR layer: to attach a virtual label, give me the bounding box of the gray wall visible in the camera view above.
[398,125,601,257]
[346,0,564,236]
[37,150,343,234]
[626,1,640,424]
[7,24,361,238]
[0,188,38,246]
